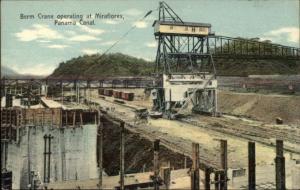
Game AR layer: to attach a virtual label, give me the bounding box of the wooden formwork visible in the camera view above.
[1,108,22,141]
[1,124,17,141]
[61,109,98,127]
[23,108,62,127]
[1,108,23,127]
[1,107,98,130]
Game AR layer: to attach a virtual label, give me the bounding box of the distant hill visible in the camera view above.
[1,66,19,77]
[1,66,46,79]
[49,52,300,78]
[50,53,154,79]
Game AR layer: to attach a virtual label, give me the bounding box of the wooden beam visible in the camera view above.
[191,143,200,190]
[205,167,211,190]
[97,111,103,189]
[248,142,256,190]
[220,140,227,190]
[275,140,285,190]
[154,139,160,190]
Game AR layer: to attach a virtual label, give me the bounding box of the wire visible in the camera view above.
[99,9,156,60]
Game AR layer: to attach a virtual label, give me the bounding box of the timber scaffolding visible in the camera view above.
[0,107,98,142]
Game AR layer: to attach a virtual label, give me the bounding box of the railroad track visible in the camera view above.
[103,110,221,171]
[204,116,300,144]
[100,96,300,153]
[90,96,300,167]
[181,116,300,154]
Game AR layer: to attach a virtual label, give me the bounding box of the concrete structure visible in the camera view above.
[3,124,98,189]
[1,106,99,189]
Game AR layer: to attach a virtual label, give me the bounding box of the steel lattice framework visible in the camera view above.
[154,2,216,75]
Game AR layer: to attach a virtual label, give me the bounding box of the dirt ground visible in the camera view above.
[218,90,300,125]
[78,89,300,189]
[89,88,300,128]
[121,88,300,125]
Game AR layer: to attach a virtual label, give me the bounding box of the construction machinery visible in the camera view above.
[151,1,217,119]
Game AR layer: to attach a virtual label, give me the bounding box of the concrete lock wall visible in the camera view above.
[4,124,98,189]
[292,164,300,189]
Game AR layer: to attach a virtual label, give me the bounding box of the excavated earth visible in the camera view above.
[218,90,300,125]
[126,88,300,125]
[100,117,192,176]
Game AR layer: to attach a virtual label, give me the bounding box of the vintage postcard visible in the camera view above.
[1,0,300,189]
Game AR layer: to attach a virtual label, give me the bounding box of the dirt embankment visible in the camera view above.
[218,90,300,125]
[100,117,191,176]
[100,88,300,125]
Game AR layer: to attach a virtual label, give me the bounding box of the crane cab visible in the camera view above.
[153,20,211,36]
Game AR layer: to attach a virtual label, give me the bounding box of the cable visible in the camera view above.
[99,9,156,61]
[82,9,156,76]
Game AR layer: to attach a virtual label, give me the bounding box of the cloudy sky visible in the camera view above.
[1,0,299,75]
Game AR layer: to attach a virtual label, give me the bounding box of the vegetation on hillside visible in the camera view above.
[50,48,300,78]
[50,53,154,78]
[215,59,300,76]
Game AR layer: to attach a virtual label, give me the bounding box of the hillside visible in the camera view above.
[50,52,300,78]
[50,53,154,79]
[1,66,46,79]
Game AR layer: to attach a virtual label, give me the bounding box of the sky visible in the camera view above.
[1,0,299,75]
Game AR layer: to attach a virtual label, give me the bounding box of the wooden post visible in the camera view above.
[4,141,8,170]
[275,140,285,190]
[80,112,83,126]
[161,167,171,189]
[214,172,220,190]
[61,81,63,105]
[97,111,103,189]
[154,139,160,190]
[220,140,227,190]
[248,142,256,190]
[191,143,200,190]
[42,111,45,126]
[73,111,76,128]
[205,167,211,190]
[65,111,68,127]
[28,84,32,108]
[120,122,125,190]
